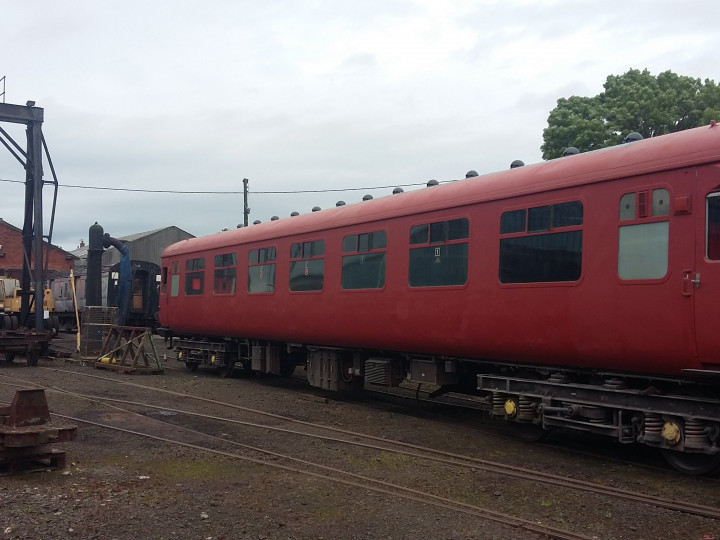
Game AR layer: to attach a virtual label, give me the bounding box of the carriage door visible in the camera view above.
[131,271,147,313]
[694,187,720,367]
[160,261,179,321]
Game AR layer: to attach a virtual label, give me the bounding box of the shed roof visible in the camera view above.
[72,226,194,261]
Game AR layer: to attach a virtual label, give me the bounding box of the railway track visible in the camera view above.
[2,367,720,536]
[1,372,588,540]
[167,359,718,478]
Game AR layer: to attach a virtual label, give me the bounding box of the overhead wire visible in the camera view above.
[0,176,447,195]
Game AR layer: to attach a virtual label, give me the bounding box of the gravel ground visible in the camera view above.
[1,334,719,540]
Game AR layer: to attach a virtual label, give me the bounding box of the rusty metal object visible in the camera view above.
[0,328,52,366]
[0,389,77,474]
[94,326,163,374]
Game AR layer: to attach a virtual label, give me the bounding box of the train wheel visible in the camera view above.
[44,317,60,337]
[280,357,296,377]
[662,450,720,476]
[4,352,15,363]
[218,361,235,378]
[27,348,40,366]
[185,361,198,372]
[280,350,303,377]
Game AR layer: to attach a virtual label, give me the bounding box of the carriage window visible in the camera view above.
[213,252,237,295]
[215,253,237,268]
[186,258,205,271]
[76,278,86,301]
[161,267,168,295]
[707,193,720,260]
[342,231,387,290]
[619,188,670,221]
[343,231,386,253]
[553,201,584,227]
[171,274,180,297]
[169,262,180,297]
[248,247,277,293]
[409,224,429,245]
[409,218,469,287]
[131,276,144,311]
[185,257,205,295]
[528,206,551,232]
[618,222,669,279]
[619,193,636,221]
[499,202,583,283]
[289,240,325,291]
[500,209,526,234]
[653,189,670,217]
[249,246,276,265]
[617,189,669,280]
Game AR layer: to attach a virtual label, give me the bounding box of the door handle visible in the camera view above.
[682,270,700,296]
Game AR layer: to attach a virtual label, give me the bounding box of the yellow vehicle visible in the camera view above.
[0,276,59,333]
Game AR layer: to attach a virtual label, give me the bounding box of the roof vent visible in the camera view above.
[623,132,643,143]
[290,211,299,217]
[510,160,524,169]
[253,220,261,225]
[427,179,439,187]
[271,216,279,221]
[362,194,373,201]
[465,170,478,178]
[336,201,346,206]
[393,187,404,194]
[312,206,321,212]
[562,147,579,157]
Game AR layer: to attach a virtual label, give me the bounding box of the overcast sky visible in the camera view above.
[1,0,719,252]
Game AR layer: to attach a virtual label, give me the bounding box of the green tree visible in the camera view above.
[697,79,720,124]
[541,95,611,159]
[541,69,720,160]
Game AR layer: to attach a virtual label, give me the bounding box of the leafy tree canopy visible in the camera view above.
[541,69,720,160]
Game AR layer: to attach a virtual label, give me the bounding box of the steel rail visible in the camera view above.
[4,369,720,521]
[43,406,591,540]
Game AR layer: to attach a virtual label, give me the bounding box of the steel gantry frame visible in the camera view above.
[0,100,60,331]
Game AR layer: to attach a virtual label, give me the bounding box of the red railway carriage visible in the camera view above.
[160,122,720,474]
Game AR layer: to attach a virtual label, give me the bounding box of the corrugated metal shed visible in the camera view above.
[70,226,195,270]
[102,226,195,267]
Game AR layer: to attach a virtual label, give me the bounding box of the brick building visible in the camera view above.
[0,218,77,281]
